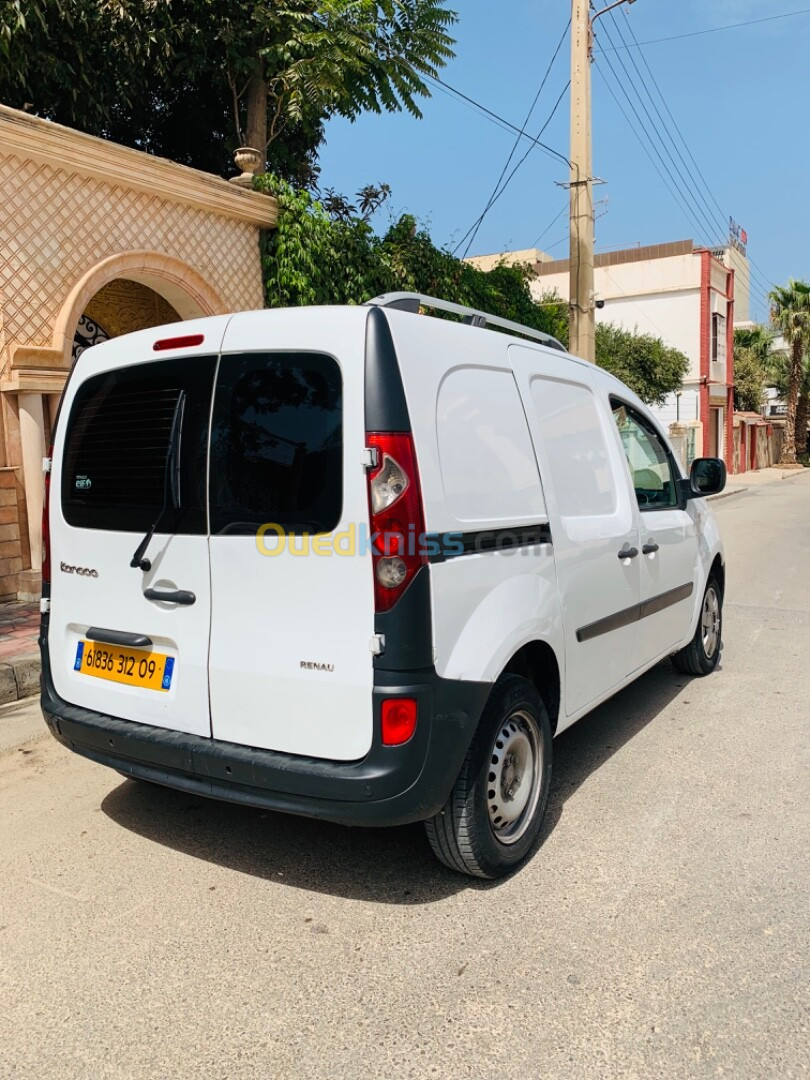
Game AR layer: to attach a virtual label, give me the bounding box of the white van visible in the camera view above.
[41,294,726,878]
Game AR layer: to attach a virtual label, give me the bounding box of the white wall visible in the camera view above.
[532,253,703,381]
[651,390,700,425]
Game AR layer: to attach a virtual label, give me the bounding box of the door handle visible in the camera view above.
[618,547,639,560]
[143,588,196,606]
[642,542,660,555]
[87,627,153,649]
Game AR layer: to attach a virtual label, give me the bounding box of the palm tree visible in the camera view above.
[733,325,772,413]
[767,348,810,458]
[769,280,810,464]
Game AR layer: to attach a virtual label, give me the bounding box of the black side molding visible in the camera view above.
[577,582,694,643]
[427,524,552,564]
[87,627,153,649]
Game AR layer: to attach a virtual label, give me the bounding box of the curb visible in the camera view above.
[0,653,40,704]
[708,487,748,502]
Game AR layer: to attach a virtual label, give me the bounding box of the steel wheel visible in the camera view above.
[702,585,721,659]
[486,710,544,846]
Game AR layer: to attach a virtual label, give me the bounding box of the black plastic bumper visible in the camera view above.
[40,629,490,828]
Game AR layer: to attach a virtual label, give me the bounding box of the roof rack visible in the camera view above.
[365,292,566,352]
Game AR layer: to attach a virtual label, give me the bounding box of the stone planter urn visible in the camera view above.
[230,146,264,187]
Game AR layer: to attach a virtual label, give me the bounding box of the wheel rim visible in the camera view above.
[486,710,544,846]
[702,585,721,659]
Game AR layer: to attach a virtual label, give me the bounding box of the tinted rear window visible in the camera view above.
[209,352,343,535]
[62,356,217,533]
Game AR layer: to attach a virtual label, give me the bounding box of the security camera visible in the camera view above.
[595,299,606,310]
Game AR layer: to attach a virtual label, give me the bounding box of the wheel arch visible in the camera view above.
[501,640,561,736]
[710,553,725,598]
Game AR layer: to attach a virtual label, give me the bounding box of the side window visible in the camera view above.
[436,367,544,522]
[530,377,616,517]
[62,355,217,533]
[209,352,343,536]
[611,401,679,511]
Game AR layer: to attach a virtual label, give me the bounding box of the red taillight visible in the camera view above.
[366,432,427,613]
[381,698,418,746]
[42,444,52,585]
[153,334,204,352]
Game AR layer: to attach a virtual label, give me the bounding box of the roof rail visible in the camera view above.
[365,292,566,352]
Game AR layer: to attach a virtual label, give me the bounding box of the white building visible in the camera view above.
[467,239,739,467]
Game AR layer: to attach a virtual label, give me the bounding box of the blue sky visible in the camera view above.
[317,1,810,322]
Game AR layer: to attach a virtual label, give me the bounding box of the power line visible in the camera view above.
[611,13,773,309]
[606,11,724,244]
[427,78,519,140]
[596,17,772,315]
[594,61,701,238]
[533,203,568,248]
[597,15,723,249]
[456,16,571,258]
[424,74,571,168]
[621,15,775,309]
[594,40,709,243]
[596,7,810,52]
[454,79,571,257]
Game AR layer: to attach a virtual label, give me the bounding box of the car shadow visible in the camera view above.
[101,660,694,904]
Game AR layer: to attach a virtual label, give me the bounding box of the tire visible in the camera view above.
[424,674,553,879]
[671,574,723,676]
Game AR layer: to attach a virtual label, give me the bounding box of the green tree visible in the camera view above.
[766,346,810,461]
[733,325,771,413]
[217,0,457,167]
[0,0,157,127]
[769,280,810,464]
[594,323,689,405]
[0,1,456,179]
[257,175,686,404]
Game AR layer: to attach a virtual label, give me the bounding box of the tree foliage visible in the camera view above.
[257,174,688,404]
[733,325,771,413]
[0,0,456,180]
[256,174,567,340]
[769,279,810,464]
[593,324,689,406]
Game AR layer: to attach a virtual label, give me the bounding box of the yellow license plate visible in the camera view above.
[74,641,175,692]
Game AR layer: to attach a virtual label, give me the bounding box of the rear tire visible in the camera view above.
[425,674,552,879]
[672,574,723,676]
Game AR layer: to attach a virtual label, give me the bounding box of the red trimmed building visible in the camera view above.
[468,240,740,471]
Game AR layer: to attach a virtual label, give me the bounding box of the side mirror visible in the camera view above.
[684,457,726,499]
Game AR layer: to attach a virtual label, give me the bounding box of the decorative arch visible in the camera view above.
[53,251,227,368]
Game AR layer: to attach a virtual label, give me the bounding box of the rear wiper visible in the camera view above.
[130,390,186,572]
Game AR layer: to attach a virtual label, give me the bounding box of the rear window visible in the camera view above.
[209,352,343,535]
[61,356,217,533]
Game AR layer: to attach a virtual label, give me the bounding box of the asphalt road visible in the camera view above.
[2,477,808,1079]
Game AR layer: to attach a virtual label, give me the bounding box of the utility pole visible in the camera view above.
[568,0,636,362]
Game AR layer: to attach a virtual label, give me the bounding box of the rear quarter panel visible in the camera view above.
[384,312,565,692]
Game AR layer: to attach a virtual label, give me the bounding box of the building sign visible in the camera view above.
[729,217,748,257]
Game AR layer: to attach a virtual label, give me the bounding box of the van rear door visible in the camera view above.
[207,309,375,762]
[48,321,228,738]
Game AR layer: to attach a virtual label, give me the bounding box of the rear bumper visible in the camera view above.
[40,631,490,827]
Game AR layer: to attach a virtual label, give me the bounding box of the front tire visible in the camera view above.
[672,574,723,676]
[425,674,552,879]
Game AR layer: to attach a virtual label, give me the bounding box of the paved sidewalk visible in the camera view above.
[709,463,809,500]
[0,601,40,704]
